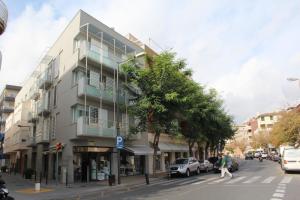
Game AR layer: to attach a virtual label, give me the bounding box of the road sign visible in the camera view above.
[116,136,124,149]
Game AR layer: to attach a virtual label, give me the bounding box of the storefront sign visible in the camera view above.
[116,136,124,149]
[73,146,112,153]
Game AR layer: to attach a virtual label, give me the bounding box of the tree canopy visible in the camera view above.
[122,51,235,173]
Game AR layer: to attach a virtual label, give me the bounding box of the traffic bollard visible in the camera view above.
[145,173,150,185]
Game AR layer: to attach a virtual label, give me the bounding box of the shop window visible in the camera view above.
[175,152,181,159]
[183,152,188,158]
[155,155,161,171]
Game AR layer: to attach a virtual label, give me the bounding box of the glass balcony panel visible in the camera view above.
[77,116,117,138]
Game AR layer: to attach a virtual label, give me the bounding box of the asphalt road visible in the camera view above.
[75,159,300,200]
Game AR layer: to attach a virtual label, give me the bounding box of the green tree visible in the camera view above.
[122,51,193,174]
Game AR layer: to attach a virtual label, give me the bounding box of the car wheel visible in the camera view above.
[186,169,190,177]
[197,167,200,175]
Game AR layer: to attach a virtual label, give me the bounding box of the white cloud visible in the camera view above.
[0,4,67,87]
[1,0,300,123]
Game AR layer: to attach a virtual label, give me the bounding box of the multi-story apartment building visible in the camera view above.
[0,85,21,161]
[256,112,281,133]
[0,85,21,133]
[3,10,190,183]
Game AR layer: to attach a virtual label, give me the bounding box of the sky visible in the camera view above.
[1,0,300,123]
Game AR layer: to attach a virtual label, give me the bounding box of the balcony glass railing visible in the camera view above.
[38,71,52,89]
[37,99,49,115]
[79,41,127,70]
[77,116,117,138]
[77,78,127,104]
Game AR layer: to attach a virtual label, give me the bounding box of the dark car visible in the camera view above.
[245,152,254,160]
[213,157,239,173]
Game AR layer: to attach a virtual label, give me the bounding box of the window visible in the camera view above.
[270,116,273,120]
[261,116,265,121]
[89,106,98,124]
[51,115,56,140]
[73,39,80,53]
[260,124,266,129]
[53,85,57,107]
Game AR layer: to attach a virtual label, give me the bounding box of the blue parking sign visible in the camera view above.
[116,136,124,149]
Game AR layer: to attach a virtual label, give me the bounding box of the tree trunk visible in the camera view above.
[205,141,210,160]
[152,131,160,176]
[197,141,204,160]
[188,139,195,157]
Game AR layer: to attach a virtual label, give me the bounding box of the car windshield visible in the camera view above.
[284,149,300,157]
[175,159,188,164]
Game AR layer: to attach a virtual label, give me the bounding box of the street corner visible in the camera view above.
[15,188,53,194]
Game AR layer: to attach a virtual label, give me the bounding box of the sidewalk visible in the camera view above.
[2,173,166,200]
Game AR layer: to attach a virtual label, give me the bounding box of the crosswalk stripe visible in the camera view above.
[161,179,185,186]
[178,179,202,186]
[192,177,220,185]
[209,177,230,184]
[243,176,261,183]
[280,176,293,184]
[226,176,246,184]
[262,176,276,183]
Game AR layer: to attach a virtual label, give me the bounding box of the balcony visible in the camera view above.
[77,116,117,138]
[28,112,38,123]
[77,78,127,104]
[0,106,13,113]
[35,132,49,144]
[38,71,52,90]
[26,136,36,147]
[78,41,122,71]
[4,96,15,101]
[37,100,50,116]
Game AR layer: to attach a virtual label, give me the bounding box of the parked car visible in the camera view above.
[254,151,261,158]
[281,148,300,173]
[208,157,220,165]
[261,152,268,159]
[213,157,239,173]
[245,152,254,160]
[199,160,214,172]
[169,157,201,177]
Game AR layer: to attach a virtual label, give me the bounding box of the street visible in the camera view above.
[70,159,300,200]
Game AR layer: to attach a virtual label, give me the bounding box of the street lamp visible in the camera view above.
[287,77,300,87]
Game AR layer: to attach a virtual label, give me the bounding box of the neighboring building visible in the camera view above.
[0,85,21,133]
[255,112,281,133]
[0,85,21,162]
[3,10,191,183]
[0,0,8,35]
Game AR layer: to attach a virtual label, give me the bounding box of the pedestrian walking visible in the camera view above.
[220,152,233,179]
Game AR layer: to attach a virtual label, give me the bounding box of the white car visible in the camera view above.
[254,151,261,158]
[199,160,213,172]
[281,148,300,173]
[169,157,200,177]
[261,153,268,159]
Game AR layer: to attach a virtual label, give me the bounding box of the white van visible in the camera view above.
[281,148,300,173]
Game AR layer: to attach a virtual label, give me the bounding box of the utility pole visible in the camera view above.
[116,63,121,185]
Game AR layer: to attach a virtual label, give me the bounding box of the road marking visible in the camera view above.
[243,176,261,183]
[161,179,183,186]
[226,176,246,184]
[270,198,282,200]
[273,193,284,198]
[262,176,276,183]
[280,177,292,184]
[209,177,230,184]
[192,177,219,185]
[275,189,285,193]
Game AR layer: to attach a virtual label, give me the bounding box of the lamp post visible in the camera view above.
[287,77,300,87]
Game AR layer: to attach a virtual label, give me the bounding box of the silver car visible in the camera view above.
[169,157,200,177]
[199,160,214,172]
